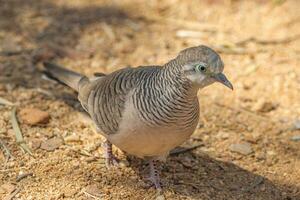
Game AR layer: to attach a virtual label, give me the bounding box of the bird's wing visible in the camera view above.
[81,66,161,135]
[43,61,161,135]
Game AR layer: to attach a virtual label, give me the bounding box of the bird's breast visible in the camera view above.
[107,93,199,158]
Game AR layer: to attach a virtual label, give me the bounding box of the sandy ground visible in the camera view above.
[0,0,300,199]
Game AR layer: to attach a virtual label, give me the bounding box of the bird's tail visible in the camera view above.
[43,62,85,91]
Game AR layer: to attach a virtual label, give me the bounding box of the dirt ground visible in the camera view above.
[0,0,300,199]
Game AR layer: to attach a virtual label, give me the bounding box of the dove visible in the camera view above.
[43,45,233,190]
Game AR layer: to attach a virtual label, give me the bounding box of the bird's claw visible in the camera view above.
[144,176,162,191]
[105,155,119,168]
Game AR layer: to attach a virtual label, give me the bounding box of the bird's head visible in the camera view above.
[175,45,233,90]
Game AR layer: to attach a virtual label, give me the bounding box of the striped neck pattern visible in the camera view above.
[132,59,200,130]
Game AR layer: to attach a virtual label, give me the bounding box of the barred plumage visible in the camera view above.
[44,45,232,189]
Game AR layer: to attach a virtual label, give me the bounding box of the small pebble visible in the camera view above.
[267,150,276,156]
[216,131,230,139]
[40,137,63,151]
[63,187,77,197]
[30,139,42,150]
[85,184,102,198]
[256,152,266,161]
[252,99,277,113]
[229,143,253,155]
[0,183,16,194]
[16,172,33,182]
[292,120,300,130]
[244,132,260,144]
[19,108,50,125]
[119,160,130,167]
[64,134,81,143]
[156,194,165,200]
[0,127,7,134]
[84,157,96,163]
[290,135,300,141]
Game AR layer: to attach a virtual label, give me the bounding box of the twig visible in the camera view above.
[0,49,33,56]
[214,102,268,120]
[83,191,102,200]
[283,16,300,26]
[146,15,217,31]
[176,30,204,38]
[213,34,300,55]
[16,172,33,182]
[273,56,300,64]
[0,168,17,172]
[212,45,266,55]
[177,181,203,190]
[214,102,282,125]
[11,107,33,156]
[208,182,224,191]
[178,180,224,191]
[34,88,54,97]
[236,34,300,46]
[3,187,21,200]
[0,97,15,106]
[241,64,259,76]
[170,143,203,156]
[242,176,264,192]
[65,145,94,157]
[101,22,116,40]
[0,138,13,161]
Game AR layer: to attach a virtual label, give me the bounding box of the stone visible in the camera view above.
[229,143,253,155]
[216,131,230,139]
[30,139,42,150]
[290,135,300,141]
[252,99,277,113]
[40,137,63,151]
[156,194,165,200]
[256,152,266,161]
[244,133,260,144]
[267,150,276,156]
[1,36,21,53]
[85,184,102,198]
[64,134,81,143]
[63,187,77,197]
[19,108,50,125]
[292,120,300,130]
[0,183,15,194]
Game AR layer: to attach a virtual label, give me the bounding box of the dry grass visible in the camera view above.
[0,0,299,199]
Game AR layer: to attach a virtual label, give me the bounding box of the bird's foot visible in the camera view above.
[105,154,119,168]
[144,160,162,191]
[103,140,119,168]
[145,177,162,191]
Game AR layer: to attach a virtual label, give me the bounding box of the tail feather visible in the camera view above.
[43,62,84,91]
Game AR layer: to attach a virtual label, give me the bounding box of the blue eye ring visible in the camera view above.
[195,63,207,72]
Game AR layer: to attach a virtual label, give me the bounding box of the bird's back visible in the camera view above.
[82,65,162,135]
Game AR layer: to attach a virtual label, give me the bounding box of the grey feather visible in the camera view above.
[43,62,85,91]
[44,45,229,159]
[44,45,232,189]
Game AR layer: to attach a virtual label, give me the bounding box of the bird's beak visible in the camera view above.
[213,73,233,90]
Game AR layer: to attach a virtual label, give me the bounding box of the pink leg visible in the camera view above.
[103,140,118,168]
[148,159,162,190]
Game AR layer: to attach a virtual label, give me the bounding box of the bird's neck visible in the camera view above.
[133,63,200,129]
[161,58,199,99]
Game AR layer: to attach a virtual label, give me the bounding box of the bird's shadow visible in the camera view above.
[1,0,130,47]
[0,0,132,89]
[125,149,297,200]
[28,83,299,200]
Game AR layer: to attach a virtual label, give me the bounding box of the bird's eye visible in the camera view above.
[195,64,207,72]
